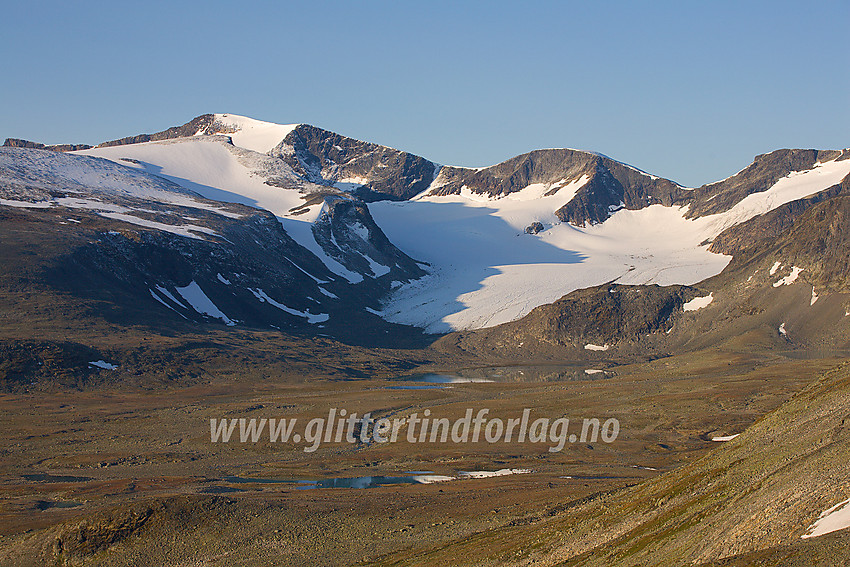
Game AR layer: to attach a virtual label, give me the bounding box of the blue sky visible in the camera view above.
[2,1,848,186]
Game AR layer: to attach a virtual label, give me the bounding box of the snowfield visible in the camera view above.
[371,193,733,332]
[0,148,242,240]
[210,113,299,154]
[371,156,850,332]
[77,138,311,220]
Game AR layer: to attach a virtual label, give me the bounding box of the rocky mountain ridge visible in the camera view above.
[3,114,849,345]
[428,148,683,226]
[7,115,848,228]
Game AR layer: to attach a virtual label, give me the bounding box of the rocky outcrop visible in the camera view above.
[95,114,217,148]
[684,148,850,218]
[712,191,850,294]
[428,149,684,226]
[553,163,624,226]
[436,283,699,357]
[525,221,545,234]
[428,149,601,198]
[274,124,439,201]
[427,147,850,228]
[311,196,426,280]
[3,138,92,152]
[29,495,232,563]
[710,171,850,257]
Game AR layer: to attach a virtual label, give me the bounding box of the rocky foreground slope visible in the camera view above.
[515,360,850,566]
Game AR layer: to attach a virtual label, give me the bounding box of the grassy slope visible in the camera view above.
[367,360,850,566]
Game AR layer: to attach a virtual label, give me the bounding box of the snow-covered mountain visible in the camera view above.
[3,114,849,339]
[377,147,850,332]
[0,143,425,344]
[74,114,431,284]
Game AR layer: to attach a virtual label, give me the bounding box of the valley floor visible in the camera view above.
[0,349,846,565]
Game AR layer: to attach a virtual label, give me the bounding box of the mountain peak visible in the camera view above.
[92,113,301,154]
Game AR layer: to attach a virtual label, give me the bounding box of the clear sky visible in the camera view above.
[2,0,848,186]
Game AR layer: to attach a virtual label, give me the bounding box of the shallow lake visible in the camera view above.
[395,365,611,384]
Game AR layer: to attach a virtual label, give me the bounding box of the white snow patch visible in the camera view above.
[811,287,819,305]
[711,434,740,442]
[334,177,369,192]
[584,343,609,351]
[364,306,383,315]
[413,469,530,484]
[779,322,787,336]
[584,369,604,375]
[97,212,221,240]
[349,221,370,241]
[710,158,850,234]
[318,286,338,299]
[213,113,298,154]
[89,360,118,370]
[53,197,129,213]
[770,261,782,275]
[249,288,329,324]
[346,220,391,277]
[285,220,365,284]
[363,254,391,277]
[412,475,455,484]
[683,293,714,311]
[149,289,188,318]
[153,285,188,308]
[802,497,850,539]
[0,198,52,208]
[458,468,531,479]
[217,274,231,285]
[149,288,171,306]
[175,281,236,325]
[773,266,804,287]
[285,258,328,284]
